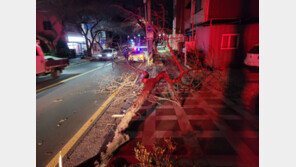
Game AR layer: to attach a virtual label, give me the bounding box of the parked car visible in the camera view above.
[36,43,69,79]
[244,45,259,72]
[128,47,148,62]
[94,49,117,60]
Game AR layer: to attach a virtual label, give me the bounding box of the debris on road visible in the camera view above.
[37,141,43,146]
[111,114,124,118]
[59,118,68,123]
[53,99,63,103]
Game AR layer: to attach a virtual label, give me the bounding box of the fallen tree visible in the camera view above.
[98,5,218,166]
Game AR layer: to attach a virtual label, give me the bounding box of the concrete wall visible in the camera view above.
[196,26,210,52]
[208,24,237,68]
[243,23,259,52]
[193,0,208,24]
[206,23,259,68]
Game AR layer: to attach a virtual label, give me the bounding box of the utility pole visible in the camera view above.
[147,0,151,26]
[185,0,196,66]
[144,0,148,51]
[190,0,195,41]
[144,0,147,21]
[144,0,153,65]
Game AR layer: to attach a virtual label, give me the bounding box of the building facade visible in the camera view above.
[36,11,66,52]
[173,0,259,68]
[37,12,108,56]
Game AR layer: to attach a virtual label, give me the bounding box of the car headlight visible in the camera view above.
[98,54,102,57]
[107,53,112,57]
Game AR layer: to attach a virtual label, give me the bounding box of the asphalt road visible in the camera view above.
[36,59,136,167]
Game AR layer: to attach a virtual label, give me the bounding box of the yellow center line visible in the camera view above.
[36,63,111,93]
[46,75,131,167]
[45,62,143,167]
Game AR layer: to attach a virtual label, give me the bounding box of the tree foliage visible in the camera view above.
[37,0,137,56]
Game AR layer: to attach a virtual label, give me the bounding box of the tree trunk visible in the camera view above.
[87,48,92,57]
[37,34,55,52]
[99,75,159,166]
[84,35,92,57]
[52,33,61,49]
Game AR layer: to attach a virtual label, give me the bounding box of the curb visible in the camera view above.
[46,76,130,167]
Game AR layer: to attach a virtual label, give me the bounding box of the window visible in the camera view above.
[195,0,202,13]
[221,34,239,49]
[43,21,52,30]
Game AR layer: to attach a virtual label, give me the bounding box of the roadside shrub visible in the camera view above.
[134,138,176,167]
[56,40,71,58]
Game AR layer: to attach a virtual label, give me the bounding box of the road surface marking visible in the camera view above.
[59,151,62,167]
[37,63,111,93]
[46,75,130,167]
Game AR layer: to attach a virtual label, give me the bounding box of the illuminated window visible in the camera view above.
[221,34,239,49]
[67,43,77,49]
[43,21,52,30]
[67,36,85,43]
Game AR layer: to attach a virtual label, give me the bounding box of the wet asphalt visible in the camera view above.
[36,59,135,167]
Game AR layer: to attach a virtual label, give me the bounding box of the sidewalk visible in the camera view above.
[61,53,259,167]
[108,54,259,167]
